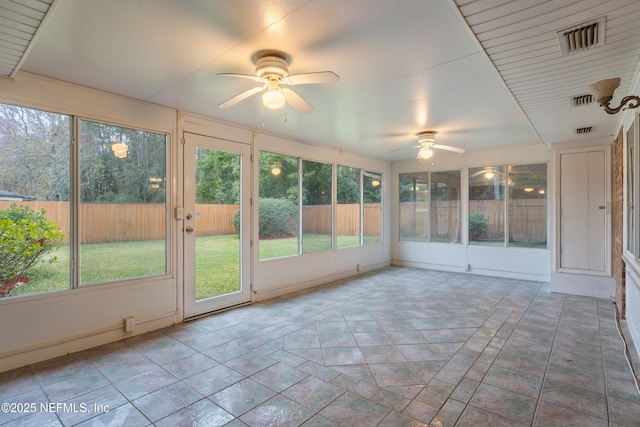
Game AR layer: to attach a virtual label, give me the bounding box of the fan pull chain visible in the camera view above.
[261,104,265,128]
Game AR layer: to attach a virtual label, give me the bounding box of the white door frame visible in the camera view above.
[182,131,252,318]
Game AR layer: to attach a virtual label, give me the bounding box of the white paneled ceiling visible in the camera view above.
[0,0,57,78]
[3,0,640,160]
[454,0,640,146]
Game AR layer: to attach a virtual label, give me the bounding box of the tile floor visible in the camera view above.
[2,267,640,426]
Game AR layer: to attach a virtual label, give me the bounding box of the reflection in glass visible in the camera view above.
[469,166,506,246]
[364,171,382,244]
[79,120,167,285]
[302,160,332,253]
[0,104,71,297]
[508,163,547,248]
[193,148,240,300]
[337,165,360,248]
[430,171,461,243]
[258,151,299,260]
[399,172,429,241]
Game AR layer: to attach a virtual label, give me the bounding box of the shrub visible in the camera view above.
[468,211,489,240]
[0,205,65,289]
[233,198,298,237]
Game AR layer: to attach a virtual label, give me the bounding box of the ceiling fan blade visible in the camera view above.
[217,72,265,83]
[390,144,421,153]
[432,144,465,153]
[282,87,314,114]
[285,71,339,85]
[218,85,265,109]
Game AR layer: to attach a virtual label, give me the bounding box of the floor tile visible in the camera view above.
[319,391,390,426]
[469,383,537,425]
[155,399,235,427]
[239,394,315,427]
[282,376,345,412]
[113,365,178,400]
[210,378,276,416]
[540,378,608,419]
[251,362,308,392]
[3,267,640,427]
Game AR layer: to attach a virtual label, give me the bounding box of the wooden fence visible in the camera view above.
[400,199,546,243]
[0,201,381,243]
[1,199,545,244]
[302,204,381,237]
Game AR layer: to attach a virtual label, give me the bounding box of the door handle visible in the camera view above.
[598,206,606,210]
[185,226,194,233]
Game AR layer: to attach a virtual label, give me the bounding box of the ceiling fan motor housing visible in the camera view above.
[256,56,288,79]
[417,131,436,145]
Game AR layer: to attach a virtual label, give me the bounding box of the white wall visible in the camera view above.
[391,143,551,282]
[0,73,180,372]
[0,74,392,372]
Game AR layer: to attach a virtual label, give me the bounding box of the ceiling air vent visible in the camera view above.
[557,17,606,55]
[576,126,595,135]
[571,94,594,107]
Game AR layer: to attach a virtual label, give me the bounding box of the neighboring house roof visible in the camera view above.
[0,190,35,201]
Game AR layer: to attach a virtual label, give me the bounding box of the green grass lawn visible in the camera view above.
[6,234,379,299]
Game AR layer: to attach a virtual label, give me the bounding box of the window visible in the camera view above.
[508,163,547,248]
[0,104,71,297]
[302,160,332,253]
[469,164,547,248]
[399,172,429,241]
[79,121,168,285]
[258,151,299,260]
[0,105,170,298]
[469,166,506,246]
[363,171,382,244]
[337,165,360,248]
[430,171,461,243]
[400,170,460,243]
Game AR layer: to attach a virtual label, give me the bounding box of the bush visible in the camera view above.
[468,212,489,240]
[233,198,297,237]
[0,205,65,288]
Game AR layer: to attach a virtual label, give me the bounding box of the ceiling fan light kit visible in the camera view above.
[587,77,640,114]
[414,131,465,159]
[218,52,339,115]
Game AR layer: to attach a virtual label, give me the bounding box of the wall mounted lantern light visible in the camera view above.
[587,77,640,114]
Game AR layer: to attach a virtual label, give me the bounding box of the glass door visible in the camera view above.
[183,132,251,318]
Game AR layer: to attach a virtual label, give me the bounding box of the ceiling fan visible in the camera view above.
[217,53,339,115]
[414,131,465,159]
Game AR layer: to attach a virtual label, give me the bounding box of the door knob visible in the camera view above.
[185,226,194,233]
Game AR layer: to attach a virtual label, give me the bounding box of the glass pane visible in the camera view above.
[258,151,299,260]
[469,166,506,246]
[628,122,635,255]
[302,160,332,253]
[363,171,382,244]
[0,104,70,297]
[430,170,461,243]
[508,164,547,248]
[337,165,360,249]
[399,172,429,241]
[79,120,167,285]
[194,148,240,300]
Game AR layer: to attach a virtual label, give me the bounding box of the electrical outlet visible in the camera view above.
[124,317,135,332]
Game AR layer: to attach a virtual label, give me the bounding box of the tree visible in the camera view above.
[195,150,240,204]
[0,105,70,201]
[258,152,298,202]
